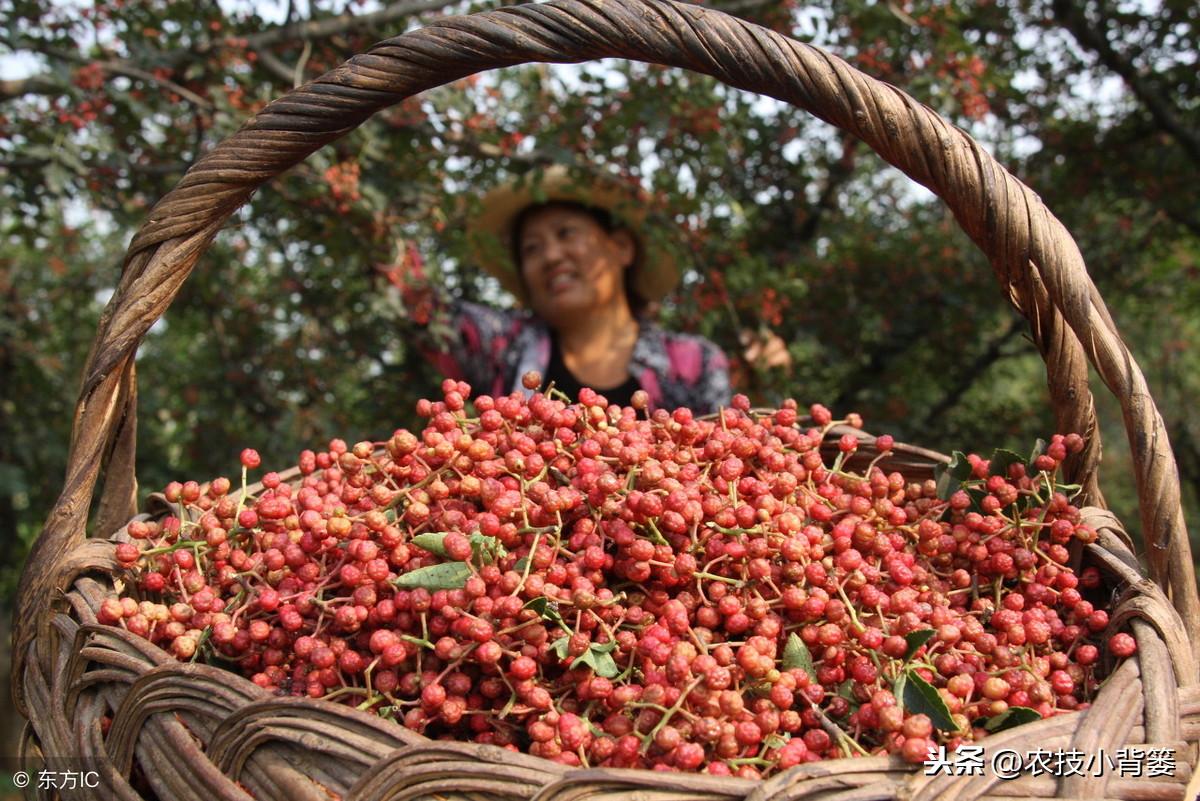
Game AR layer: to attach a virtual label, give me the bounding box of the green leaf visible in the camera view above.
[411,532,449,557]
[498,691,518,718]
[988,449,1026,478]
[469,532,504,563]
[837,678,856,702]
[411,532,503,565]
[948,451,974,479]
[550,636,570,660]
[900,669,958,733]
[593,651,620,677]
[525,597,567,630]
[983,706,1041,733]
[966,487,989,514]
[763,733,789,750]
[571,641,620,678]
[782,633,818,684]
[1028,438,1047,468]
[934,451,972,500]
[903,629,936,662]
[514,556,530,572]
[392,561,470,590]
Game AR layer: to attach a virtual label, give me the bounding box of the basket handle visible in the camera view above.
[14,0,1198,711]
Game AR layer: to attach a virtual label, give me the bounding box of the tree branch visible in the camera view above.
[15,42,214,109]
[702,0,785,15]
[0,74,59,102]
[1,0,460,104]
[0,155,188,176]
[914,316,1023,431]
[832,330,923,413]
[243,0,457,50]
[1051,0,1200,166]
[99,59,214,110]
[255,49,301,85]
[798,138,859,242]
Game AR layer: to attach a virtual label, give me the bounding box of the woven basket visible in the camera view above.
[12,0,1200,798]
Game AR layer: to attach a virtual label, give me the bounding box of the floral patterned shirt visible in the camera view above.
[416,298,732,415]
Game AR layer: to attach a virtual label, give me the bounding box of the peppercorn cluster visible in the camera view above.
[102,376,1127,777]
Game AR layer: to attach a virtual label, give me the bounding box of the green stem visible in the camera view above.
[512,530,542,598]
[357,692,385,711]
[693,571,743,587]
[645,519,668,545]
[834,581,863,631]
[640,677,702,755]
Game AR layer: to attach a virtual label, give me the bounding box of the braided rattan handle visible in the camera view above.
[14,0,1199,709]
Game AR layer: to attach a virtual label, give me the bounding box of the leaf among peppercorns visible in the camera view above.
[569,641,621,678]
[982,706,1041,733]
[783,632,818,685]
[525,597,568,632]
[391,561,471,590]
[987,449,1027,479]
[903,629,936,662]
[934,451,973,500]
[411,531,453,557]
[896,669,958,733]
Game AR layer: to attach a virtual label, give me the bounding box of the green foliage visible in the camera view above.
[2,0,1198,610]
[983,705,1042,733]
[391,561,471,590]
[782,632,818,684]
[895,669,958,733]
[903,630,937,663]
[568,640,621,678]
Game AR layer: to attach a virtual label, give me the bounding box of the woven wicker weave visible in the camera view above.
[11,0,1200,798]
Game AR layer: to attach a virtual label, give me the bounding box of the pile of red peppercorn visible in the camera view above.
[102,375,1129,778]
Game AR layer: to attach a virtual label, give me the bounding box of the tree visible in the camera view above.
[2,0,1197,610]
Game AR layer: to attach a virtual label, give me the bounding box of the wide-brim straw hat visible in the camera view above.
[465,164,681,306]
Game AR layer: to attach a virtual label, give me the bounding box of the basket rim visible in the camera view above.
[13,0,1199,726]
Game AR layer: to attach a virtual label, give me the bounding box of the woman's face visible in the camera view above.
[517,205,635,326]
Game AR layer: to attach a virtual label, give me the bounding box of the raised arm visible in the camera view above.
[378,240,529,397]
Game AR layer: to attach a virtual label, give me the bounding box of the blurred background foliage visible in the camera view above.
[1,0,1198,616]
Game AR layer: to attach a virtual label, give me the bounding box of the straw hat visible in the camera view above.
[465,164,681,306]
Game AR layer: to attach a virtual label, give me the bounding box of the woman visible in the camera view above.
[395,165,732,414]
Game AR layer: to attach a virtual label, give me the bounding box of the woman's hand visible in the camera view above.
[376,239,427,291]
[740,328,792,372]
[377,239,436,324]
